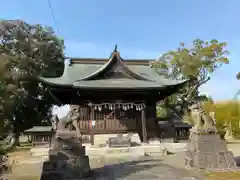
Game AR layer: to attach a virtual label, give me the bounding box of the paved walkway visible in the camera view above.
[6,140,240,179]
[92,156,203,180]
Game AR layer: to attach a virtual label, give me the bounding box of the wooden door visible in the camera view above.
[78,106,90,130]
[78,106,139,133]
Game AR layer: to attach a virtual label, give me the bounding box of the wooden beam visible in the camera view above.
[141,108,147,143]
[70,57,153,66]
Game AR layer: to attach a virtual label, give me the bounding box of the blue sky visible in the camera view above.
[2,0,240,101]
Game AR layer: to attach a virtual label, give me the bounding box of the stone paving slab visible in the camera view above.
[91,156,203,180]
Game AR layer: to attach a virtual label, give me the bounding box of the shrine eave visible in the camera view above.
[80,52,150,81]
[38,76,188,91]
[24,126,52,133]
[38,49,189,91]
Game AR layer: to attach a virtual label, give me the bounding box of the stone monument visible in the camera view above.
[185,103,238,172]
[40,105,91,180]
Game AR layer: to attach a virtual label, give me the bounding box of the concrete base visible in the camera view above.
[87,141,187,157]
[185,131,238,172]
[41,145,91,179]
[85,144,171,157]
[31,142,188,158]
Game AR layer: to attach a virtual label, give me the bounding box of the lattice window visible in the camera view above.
[79,106,90,120]
[120,111,126,117]
[102,109,114,120]
[78,105,141,130]
[79,106,90,129]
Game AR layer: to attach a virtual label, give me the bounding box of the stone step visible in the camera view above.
[92,133,141,146]
[30,143,187,158]
[85,145,175,157]
[86,146,145,157]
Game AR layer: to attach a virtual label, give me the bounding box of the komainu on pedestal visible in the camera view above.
[40,105,91,180]
[185,103,238,172]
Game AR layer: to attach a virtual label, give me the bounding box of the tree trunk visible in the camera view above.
[15,131,21,146]
[13,123,21,146]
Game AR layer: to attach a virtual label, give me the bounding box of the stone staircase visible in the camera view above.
[30,134,189,158]
[30,142,188,158]
[30,133,141,157]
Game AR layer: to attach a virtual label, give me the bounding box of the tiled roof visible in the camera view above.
[24,126,52,133]
[39,51,187,90]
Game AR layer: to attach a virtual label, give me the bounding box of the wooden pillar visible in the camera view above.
[49,131,52,148]
[90,107,94,145]
[141,108,147,143]
[32,134,35,147]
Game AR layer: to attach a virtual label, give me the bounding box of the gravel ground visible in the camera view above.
[2,141,240,180]
[3,153,203,180]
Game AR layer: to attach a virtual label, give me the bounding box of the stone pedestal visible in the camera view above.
[40,139,90,180]
[185,129,238,172]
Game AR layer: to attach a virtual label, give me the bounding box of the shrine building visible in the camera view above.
[39,48,188,145]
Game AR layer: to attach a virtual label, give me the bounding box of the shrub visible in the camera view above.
[156,106,167,118]
[203,100,240,137]
[0,145,6,155]
[183,113,194,125]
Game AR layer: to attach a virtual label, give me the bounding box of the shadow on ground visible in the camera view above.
[91,159,160,179]
[90,157,203,180]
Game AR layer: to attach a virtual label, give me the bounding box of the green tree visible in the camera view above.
[0,20,64,144]
[153,39,229,116]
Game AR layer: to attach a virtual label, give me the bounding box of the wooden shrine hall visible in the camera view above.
[39,47,187,144]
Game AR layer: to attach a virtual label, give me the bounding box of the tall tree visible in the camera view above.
[236,73,240,80]
[152,39,229,116]
[0,20,64,143]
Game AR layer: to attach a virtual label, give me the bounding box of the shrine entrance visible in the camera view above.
[78,103,143,134]
[39,48,188,143]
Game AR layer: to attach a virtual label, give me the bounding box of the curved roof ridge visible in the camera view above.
[77,51,154,81]
[117,56,153,81]
[79,52,116,80]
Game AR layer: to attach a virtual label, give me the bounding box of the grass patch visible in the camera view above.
[7,175,39,180]
[18,176,39,180]
[205,171,240,180]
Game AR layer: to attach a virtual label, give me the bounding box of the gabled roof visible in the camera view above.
[24,126,52,133]
[79,51,150,81]
[39,49,187,90]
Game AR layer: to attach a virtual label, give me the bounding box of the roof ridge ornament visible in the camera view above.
[114,44,118,52]
[110,44,120,58]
